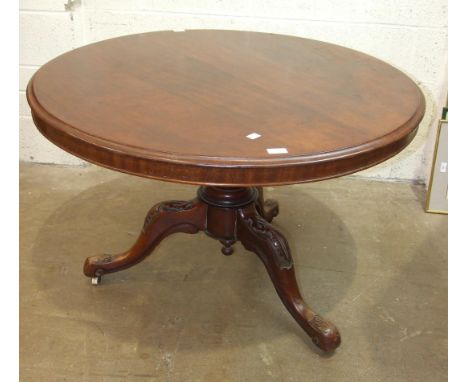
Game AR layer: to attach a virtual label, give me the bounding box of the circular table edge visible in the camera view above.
[26,65,426,187]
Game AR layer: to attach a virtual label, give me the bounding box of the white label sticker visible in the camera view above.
[246,132,262,140]
[440,162,447,173]
[267,148,288,154]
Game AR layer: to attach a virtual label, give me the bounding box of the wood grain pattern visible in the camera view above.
[27,30,425,185]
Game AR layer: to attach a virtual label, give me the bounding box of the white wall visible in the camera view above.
[19,0,448,183]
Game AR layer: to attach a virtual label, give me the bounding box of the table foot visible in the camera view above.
[255,187,279,223]
[83,198,207,282]
[237,204,341,352]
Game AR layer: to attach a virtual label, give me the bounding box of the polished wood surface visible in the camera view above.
[84,186,340,352]
[27,30,425,186]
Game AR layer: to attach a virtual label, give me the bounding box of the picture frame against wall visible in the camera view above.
[426,107,448,214]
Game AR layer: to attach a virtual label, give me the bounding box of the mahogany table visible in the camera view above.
[27,30,425,352]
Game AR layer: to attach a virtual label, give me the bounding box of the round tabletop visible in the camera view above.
[27,30,425,186]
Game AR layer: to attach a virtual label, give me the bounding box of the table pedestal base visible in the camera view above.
[83,186,341,352]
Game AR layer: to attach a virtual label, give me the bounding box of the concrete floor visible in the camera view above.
[20,162,447,382]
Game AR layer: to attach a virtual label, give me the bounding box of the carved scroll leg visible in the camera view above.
[83,198,207,282]
[237,205,341,352]
[255,187,279,223]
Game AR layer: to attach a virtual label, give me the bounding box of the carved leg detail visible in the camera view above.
[237,205,341,352]
[255,187,279,223]
[83,198,207,280]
